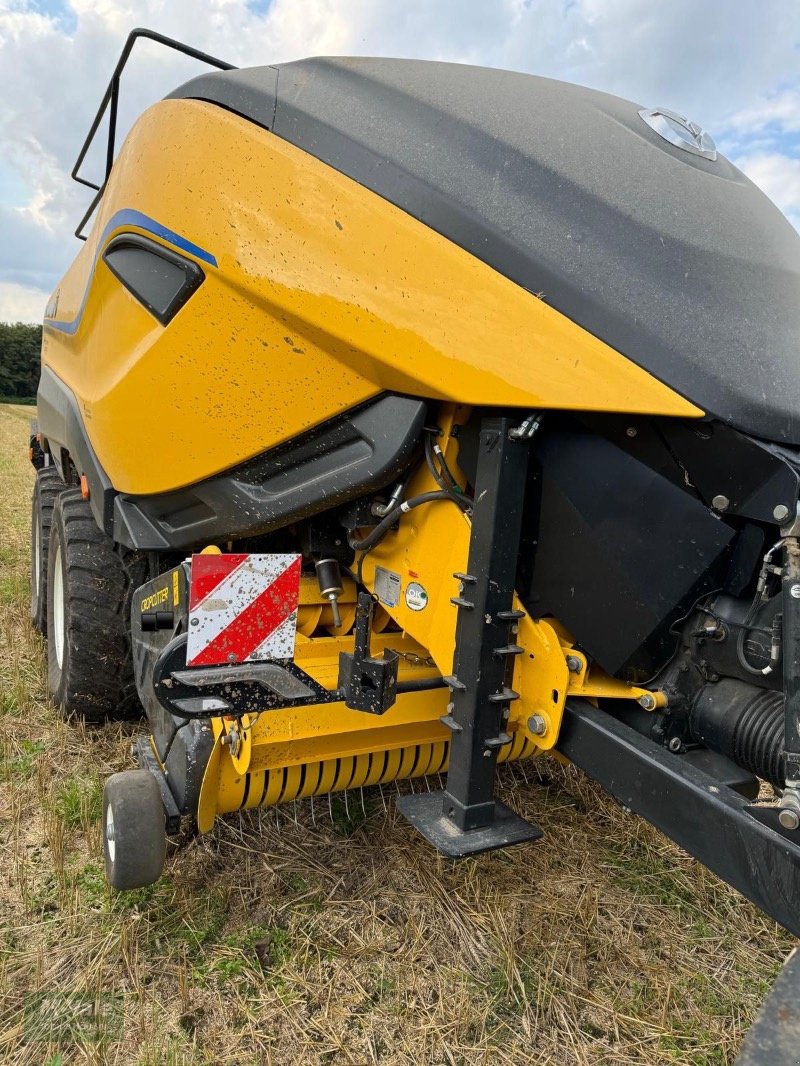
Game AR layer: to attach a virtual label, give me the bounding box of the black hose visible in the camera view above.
[350,490,465,553]
[424,433,473,508]
[424,432,450,494]
[736,597,770,676]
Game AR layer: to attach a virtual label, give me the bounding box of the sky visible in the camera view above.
[0,0,798,323]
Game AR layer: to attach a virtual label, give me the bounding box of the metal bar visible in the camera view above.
[557,699,800,938]
[397,415,541,857]
[71,27,235,238]
[134,736,181,835]
[74,187,105,242]
[782,539,800,773]
[440,415,531,830]
[105,77,120,182]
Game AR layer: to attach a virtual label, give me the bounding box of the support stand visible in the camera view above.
[397,415,542,857]
[780,533,800,827]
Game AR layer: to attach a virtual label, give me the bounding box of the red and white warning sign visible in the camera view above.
[186,553,302,668]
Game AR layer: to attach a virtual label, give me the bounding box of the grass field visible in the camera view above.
[0,401,793,1065]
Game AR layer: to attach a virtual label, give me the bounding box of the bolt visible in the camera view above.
[638,693,657,710]
[566,655,582,673]
[779,808,800,831]
[626,427,638,438]
[527,714,547,736]
[190,617,199,626]
[667,736,682,753]
[711,494,730,512]
[774,503,791,523]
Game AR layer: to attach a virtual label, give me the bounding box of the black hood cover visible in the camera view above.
[171,58,800,444]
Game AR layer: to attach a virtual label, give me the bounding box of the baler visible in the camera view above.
[29,31,800,1010]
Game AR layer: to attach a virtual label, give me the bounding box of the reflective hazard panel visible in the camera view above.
[186,554,302,667]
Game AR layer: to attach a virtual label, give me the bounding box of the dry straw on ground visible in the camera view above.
[0,402,793,1065]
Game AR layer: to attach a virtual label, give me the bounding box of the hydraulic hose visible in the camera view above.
[349,489,466,553]
[424,432,472,506]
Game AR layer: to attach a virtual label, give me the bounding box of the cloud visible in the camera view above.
[731,90,800,135]
[0,281,48,322]
[734,151,800,227]
[1,0,799,321]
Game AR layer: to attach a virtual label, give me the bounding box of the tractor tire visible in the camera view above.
[46,489,148,723]
[103,770,166,890]
[30,464,64,634]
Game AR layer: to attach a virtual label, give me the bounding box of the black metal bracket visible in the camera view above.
[557,699,800,938]
[338,593,399,714]
[398,415,541,856]
[782,537,800,790]
[153,633,340,719]
[72,28,234,240]
[134,736,182,835]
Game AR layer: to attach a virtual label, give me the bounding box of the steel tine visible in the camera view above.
[327,789,334,824]
[344,788,350,820]
[424,773,431,792]
[292,800,299,827]
[309,794,317,828]
[359,786,367,818]
[518,759,530,785]
[437,773,445,790]
[377,782,387,813]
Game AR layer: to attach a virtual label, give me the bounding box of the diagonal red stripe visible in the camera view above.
[189,554,250,610]
[188,556,302,666]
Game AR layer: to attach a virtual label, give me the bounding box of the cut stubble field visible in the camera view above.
[0,402,793,1065]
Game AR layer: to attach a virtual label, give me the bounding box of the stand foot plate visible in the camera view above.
[397,791,542,858]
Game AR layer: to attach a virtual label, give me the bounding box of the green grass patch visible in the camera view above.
[0,572,28,607]
[55,774,103,828]
[0,738,45,779]
[602,837,697,911]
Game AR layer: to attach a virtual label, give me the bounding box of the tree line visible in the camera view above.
[0,322,42,403]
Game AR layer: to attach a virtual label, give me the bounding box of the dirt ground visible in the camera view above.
[0,402,794,1065]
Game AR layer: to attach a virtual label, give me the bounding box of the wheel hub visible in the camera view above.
[105,805,115,863]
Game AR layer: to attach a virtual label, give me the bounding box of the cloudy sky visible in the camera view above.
[0,0,798,322]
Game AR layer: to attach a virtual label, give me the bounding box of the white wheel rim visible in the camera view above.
[53,543,65,670]
[33,517,40,600]
[106,804,115,864]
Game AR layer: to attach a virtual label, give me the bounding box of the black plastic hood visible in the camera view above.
[170,58,800,444]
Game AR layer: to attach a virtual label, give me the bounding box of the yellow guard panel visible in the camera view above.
[43,98,702,495]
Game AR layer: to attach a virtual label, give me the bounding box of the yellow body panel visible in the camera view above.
[44,98,701,496]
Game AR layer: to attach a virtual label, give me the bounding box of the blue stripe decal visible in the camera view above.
[44,208,217,336]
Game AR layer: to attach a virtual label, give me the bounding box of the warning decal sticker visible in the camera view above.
[186,553,301,667]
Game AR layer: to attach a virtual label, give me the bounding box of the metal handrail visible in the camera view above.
[72,27,235,239]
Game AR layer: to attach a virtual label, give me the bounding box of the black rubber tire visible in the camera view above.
[30,465,64,634]
[102,770,166,891]
[46,489,148,723]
